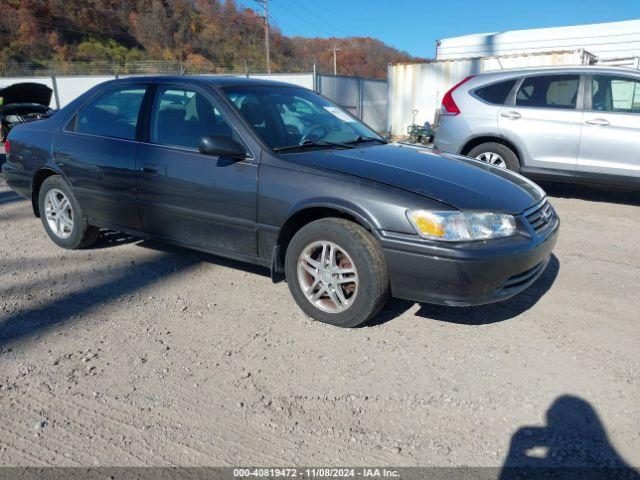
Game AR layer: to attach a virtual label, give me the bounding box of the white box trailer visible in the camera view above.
[388,49,595,136]
[436,19,640,62]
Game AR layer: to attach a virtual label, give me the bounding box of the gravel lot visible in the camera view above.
[0,164,638,470]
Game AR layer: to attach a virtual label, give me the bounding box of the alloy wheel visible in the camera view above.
[44,189,74,239]
[297,240,359,313]
[476,152,507,168]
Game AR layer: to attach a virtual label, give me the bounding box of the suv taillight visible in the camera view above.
[441,75,475,116]
[4,140,9,155]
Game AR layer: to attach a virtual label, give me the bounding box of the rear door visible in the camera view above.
[498,74,583,171]
[136,83,259,256]
[54,84,149,230]
[578,74,640,179]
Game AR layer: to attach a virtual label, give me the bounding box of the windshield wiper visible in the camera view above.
[343,135,388,145]
[273,140,354,153]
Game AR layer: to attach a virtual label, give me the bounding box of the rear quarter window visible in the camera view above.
[474,80,517,105]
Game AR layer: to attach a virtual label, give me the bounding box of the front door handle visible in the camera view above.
[141,166,159,175]
[500,111,521,120]
[585,118,610,126]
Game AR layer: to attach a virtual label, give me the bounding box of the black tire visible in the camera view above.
[285,218,389,328]
[468,142,520,173]
[38,175,99,249]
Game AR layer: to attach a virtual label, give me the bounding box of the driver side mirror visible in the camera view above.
[198,135,247,159]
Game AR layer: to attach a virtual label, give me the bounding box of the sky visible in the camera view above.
[237,0,640,58]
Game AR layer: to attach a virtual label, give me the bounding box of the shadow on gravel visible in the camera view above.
[140,240,271,277]
[540,181,640,207]
[0,189,24,206]
[0,243,201,347]
[0,239,272,347]
[368,254,560,327]
[499,395,640,480]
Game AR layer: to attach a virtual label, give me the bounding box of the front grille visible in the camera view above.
[502,258,548,291]
[525,198,556,235]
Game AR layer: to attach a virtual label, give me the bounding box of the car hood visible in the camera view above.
[0,82,52,107]
[290,144,545,214]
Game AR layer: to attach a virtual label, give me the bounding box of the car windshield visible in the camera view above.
[222,85,383,151]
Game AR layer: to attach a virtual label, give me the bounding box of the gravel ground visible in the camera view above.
[0,168,638,470]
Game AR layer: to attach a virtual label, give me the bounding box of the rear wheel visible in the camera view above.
[468,142,519,172]
[38,175,99,249]
[285,218,389,328]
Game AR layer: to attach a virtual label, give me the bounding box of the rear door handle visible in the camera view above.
[500,111,521,120]
[585,118,610,126]
[141,166,159,175]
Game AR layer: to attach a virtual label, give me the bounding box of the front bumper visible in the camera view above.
[381,210,559,306]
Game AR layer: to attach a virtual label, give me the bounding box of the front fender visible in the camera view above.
[283,196,382,233]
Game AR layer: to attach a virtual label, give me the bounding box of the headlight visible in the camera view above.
[407,210,516,241]
[5,115,23,123]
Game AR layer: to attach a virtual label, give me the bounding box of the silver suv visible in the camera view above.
[434,66,640,187]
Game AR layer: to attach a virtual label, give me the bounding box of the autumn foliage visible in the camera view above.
[0,0,422,79]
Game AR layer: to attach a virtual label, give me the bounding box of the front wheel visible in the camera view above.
[285,218,389,327]
[38,175,99,249]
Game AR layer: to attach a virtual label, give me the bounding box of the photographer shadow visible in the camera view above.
[499,395,640,480]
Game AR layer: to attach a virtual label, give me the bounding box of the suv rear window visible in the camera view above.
[516,75,579,109]
[475,79,516,105]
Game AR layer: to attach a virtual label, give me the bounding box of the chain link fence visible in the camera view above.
[1,63,389,135]
[0,60,318,78]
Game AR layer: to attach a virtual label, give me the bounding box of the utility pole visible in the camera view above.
[329,45,340,75]
[255,0,271,74]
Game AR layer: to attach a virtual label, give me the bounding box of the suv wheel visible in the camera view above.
[285,218,389,328]
[468,142,519,172]
[38,175,99,249]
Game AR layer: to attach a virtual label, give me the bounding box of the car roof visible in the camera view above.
[474,65,640,80]
[105,75,304,89]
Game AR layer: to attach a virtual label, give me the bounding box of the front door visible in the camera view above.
[578,74,640,179]
[136,84,258,256]
[498,74,582,172]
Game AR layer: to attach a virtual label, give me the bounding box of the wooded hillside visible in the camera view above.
[0,0,423,78]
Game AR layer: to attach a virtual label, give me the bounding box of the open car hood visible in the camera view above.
[0,82,53,107]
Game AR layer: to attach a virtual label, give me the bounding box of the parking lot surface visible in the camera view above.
[0,171,638,468]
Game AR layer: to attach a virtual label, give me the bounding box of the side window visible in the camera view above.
[151,87,235,150]
[592,75,640,113]
[516,75,579,109]
[475,79,516,105]
[76,87,146,140]
[229,93,277,145]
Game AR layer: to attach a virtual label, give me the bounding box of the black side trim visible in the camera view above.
[86,219,271,268]
[520,167,640,189]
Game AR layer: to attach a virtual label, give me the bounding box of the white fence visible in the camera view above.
[0,74,314,110]
[388,49,596,136]
[0,72,388,133]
